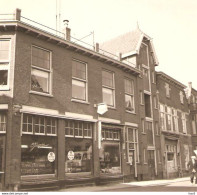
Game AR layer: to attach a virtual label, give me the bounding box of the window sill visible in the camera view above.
[126,110,136,115]
[0,87,10,91]
[142,132,146,135]
[29,91,53,97]
[71,99,90,105]
[144,163,148,165]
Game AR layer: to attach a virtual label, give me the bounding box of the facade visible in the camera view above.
[0,9,195,191]
[156,72,192,178]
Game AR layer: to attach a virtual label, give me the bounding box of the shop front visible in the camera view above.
[99,125,122,176]
[0,111,6,190]
[65,120,93,178]
[21,114,57,180]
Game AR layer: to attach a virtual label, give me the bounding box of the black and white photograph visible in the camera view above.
[0,0,197,193]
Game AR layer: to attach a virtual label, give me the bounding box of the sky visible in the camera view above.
[1,0,197,89]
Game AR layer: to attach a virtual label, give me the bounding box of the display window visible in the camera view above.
[65,120,93,177]
[100,127,121,175]
[21,135,57,176]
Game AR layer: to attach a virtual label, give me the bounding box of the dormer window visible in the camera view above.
[180,91,184,104]
[165,83,171,98]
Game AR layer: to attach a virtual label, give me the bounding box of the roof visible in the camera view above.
[100,28,159,65]
[156,71,186,89]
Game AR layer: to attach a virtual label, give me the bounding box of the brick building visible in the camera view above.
[156,72,193,178]
[0,9,194,191]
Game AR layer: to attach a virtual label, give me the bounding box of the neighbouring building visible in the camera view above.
[0,8,195,191]
[156,72,193,178]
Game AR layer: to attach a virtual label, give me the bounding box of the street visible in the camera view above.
[58,177,197,192]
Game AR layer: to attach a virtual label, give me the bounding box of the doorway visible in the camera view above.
[147,150,155,180]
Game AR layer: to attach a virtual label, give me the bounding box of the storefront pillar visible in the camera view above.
[57,119,65,181]
[93,122,100,183]
[10,108,22,190]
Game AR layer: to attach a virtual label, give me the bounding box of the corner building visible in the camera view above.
[0,9,161,191]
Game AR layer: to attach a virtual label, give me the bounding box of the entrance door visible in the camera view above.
[147,150,155,180]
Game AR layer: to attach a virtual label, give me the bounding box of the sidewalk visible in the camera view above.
[58,177,190,192]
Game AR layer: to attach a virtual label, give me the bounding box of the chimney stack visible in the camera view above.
[63,20,71,41]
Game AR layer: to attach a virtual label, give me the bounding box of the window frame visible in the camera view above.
[72,59,88,102]
[180,91,184,104]
[182,112,187,134]
[0,39,11,90]
[30,45,52,95]
[124,78,135,113]
[0,111,6,133]
[165,83,171,98]
[102,69,115,107]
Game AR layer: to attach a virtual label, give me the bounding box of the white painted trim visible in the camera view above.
[65,112,93,120]
[98,117,121,124]
[125,122,138,127]
[0,104,8,110]
[21,105,59,115]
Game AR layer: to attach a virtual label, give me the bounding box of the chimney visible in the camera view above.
[15,8,21,21]
[95,43,99,52]
[63,20,71,41]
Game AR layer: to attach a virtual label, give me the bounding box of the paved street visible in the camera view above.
[58,177,197,192]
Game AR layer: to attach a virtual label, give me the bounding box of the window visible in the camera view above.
[72,60,87,101]
[65,120,93,138]
[165,83,170,98]
[180,91,184,104]
[0,39,10,90]
[31,46,51,94]
[0,112,6,132]
[166,107,172,131]
[159,104,165,131]
[146,121,153,146]
[182,113,187,134]
[152,71,155,83]
[144,94,152,118]
[143,149,147,164]
[153,96,158,109]
[140,91,144,105]
[124,78,135,112]
[22,114,57,136]
[155,121,159,135]
[102,70,115,107]
[172,109,178,132]
[127,128,139,163]
[192,115,196,134]
[102,129,120,140]
[141,118,145,133]
[157,150,161,163]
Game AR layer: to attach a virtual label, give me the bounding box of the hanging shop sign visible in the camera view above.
[67,151,75,160]
[48,152,55,162]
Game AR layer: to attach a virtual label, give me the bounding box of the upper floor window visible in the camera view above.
[140,43,148,66]
[166,107,172,131]
[180,91,184,104]
[159,104,165,131]
[124,78,135,112]
[165,83,171,98]
[0,112,6,132]
[172,109,178,132]
[140,91,144,105]
[31,46,51,94]
[146,121,154,146]
[153,96,158,109]
[72,60,87,101]
[182,113,187,134]
[102,70,115,107]
[0,39,10,90]
[144,93,152,118]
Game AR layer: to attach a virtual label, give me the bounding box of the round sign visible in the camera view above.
[48,152,55,162]
[67,151,74,160]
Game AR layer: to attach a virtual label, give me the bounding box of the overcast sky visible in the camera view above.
[1,0,197,89]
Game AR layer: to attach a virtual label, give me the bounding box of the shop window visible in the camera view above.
[21,135,57,176]
[0,39,10,90]
[65,137,93,175]
[72,60,87,101]
[22,114,57,136]
[0,112,6,132]
[65,120,74,137]
[127,127,139,164]
[74,121,83,137]
[31,46,51,94]
[100,127,121,175]
[102,70,115,107]
[144,94,151,118]
[124,78,135,112]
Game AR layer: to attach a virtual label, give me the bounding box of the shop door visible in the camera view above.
[147,150,155,180]
[0,136,5,190]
